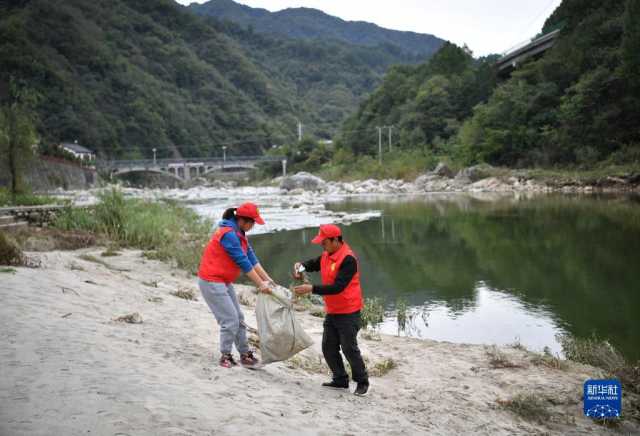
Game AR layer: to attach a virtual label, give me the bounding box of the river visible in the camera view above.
[241,193,640,361]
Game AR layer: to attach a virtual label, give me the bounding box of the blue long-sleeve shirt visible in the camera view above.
[218,218,259,273]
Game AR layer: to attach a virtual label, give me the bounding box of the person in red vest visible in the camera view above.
[293,224,369,396]
[198,202,273,368]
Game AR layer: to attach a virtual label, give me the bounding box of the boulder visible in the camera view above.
[468,177,512,192]
[280,172,326,191]
[433,162,454,178]
[413,173,441,187]
[454,164,494,183]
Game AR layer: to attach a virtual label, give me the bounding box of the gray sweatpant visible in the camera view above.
[198,278,249,355]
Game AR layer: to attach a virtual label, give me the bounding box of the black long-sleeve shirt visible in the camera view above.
[302,255,357,295]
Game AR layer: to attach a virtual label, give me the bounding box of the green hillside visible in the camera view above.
[334,0,640,169]
[0,0,444,159]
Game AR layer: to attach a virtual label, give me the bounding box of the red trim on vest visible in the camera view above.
[320,243,364,314]
[198,226,248,283]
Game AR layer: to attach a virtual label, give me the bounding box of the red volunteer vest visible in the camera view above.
[198,226,248,283]
[320,243,364,314]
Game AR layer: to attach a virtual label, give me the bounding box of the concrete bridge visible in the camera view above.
[497,29,561,77]
[98,156,287,182]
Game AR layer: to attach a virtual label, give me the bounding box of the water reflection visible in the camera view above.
[251,194,640,360]
[380,282,565,354]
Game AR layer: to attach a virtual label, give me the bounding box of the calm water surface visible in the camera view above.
[250,194,640,360]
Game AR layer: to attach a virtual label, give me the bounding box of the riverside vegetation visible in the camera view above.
[53,189,212,274]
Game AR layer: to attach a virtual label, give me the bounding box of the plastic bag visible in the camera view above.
[256,284,313,364]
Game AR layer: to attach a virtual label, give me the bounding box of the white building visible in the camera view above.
[60,141,95,161]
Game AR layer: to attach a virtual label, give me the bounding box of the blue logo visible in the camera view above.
[584,379,622,418]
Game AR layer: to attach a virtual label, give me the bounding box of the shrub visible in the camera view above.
[558,333,625,372]
[361,297,385,330]
[0,231,24,266]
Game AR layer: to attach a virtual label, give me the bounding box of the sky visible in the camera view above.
[177,0,563,56]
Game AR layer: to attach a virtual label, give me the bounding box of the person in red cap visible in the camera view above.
[198,202,273,368]
[293,224,369,396]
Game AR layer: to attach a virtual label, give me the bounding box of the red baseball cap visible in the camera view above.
[311,224,342,244]
[236,202,265,225]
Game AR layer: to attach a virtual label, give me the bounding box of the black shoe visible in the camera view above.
[322,380,349,389]
[354,382,369,396]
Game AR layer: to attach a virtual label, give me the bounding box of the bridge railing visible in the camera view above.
[498,29,561,63]
[97,155,284,169]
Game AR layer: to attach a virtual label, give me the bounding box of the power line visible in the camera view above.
[500,0,559,54]
[518,0,559,42]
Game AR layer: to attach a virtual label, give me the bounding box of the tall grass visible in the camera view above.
[54,189,212,273]
[396,297,408,335]
[361,297,385,330]
[0,187,57,207]
[558,333,626,373]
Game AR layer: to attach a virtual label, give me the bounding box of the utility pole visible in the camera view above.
[387,126,393,152]
[297,120,303,142]
[152,148,157,165]
[222,146,227,169]
[377,126,383,165]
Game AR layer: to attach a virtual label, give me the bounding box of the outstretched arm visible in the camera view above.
[294,256,357,296]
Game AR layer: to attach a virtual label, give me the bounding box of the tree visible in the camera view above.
[621,0,640,81]
[0,80,38,201]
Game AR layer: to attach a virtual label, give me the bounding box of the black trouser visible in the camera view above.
[322,310,368,384]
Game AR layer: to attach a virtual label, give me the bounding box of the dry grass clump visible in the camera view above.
[286,354,329,375]
[486,345,524,369]
[370,358,398,377]
[497,393,551,423]
[100,246,121,257]
[529,347,569,370]
[114,312,143,324]
[170,288,197,301]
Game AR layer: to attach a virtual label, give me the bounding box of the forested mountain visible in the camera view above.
[188,0,444,58]
[205,18,428,140]
[1,0,292,159]
[336,43,499,156]
[337,0,640,168]
[0,0,444,160]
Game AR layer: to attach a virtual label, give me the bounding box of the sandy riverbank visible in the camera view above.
[1,248,636,435]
